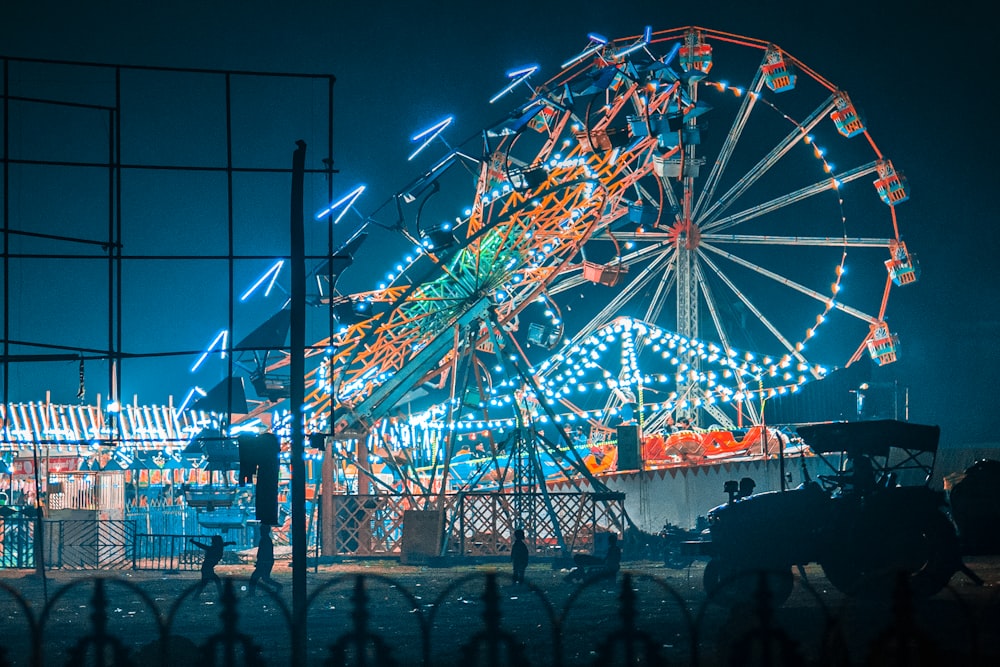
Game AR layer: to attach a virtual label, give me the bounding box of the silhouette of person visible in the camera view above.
[511,528,529,585]
[249,524,283,595]
[601,532,622,575]
[190,534,235,597]
[845,454,876,493]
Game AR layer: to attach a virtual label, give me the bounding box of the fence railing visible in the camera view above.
[0,568,996,666]
[126,499,264,550]
[331,491,626,557]
[133,534,204,572]
[42,519,135,570]
[2,492,628,570]
[0,518,257,571]
[0,513,35,568]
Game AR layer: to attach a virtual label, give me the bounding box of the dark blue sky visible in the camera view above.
[2,2,996,447]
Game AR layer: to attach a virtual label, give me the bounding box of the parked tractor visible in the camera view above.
[947,457,1000,555]
[700,420,981,605]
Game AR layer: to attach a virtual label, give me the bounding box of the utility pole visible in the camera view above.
[289,140,307,667]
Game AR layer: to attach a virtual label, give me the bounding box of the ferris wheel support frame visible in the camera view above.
[339,297,493,436]
[490,307,633,538]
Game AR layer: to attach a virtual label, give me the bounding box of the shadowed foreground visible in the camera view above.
[2,558,999,666]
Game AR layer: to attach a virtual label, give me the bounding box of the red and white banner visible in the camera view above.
[11,457,79,476]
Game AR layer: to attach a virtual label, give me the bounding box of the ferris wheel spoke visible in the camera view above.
[696,95,837,228]
[641,255,678,325]
[690,261,764,425]
[702,176,840,234]
[694,261,740,363]
[692,64,767,220]
[693,261,758,423]
[547,252,676,365]
[700,241,879,324]
[703,160,884,234]
[702,233,895,249]
[697,248,818,371]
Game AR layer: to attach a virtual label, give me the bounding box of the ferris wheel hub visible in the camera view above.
[667,221,701,250]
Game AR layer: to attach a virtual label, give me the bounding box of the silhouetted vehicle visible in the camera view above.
[658,521,703,569]
[947,458,1000,555]
[700,420,979,605]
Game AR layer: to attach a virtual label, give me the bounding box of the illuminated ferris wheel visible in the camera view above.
[244,25,917,444]
[513,26,918,429]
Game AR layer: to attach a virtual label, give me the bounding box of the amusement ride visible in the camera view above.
[234,26,916,496]
[0,26,919,551]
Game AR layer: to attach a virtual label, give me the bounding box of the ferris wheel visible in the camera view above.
[244,25,916,450]
[510,26,917,430]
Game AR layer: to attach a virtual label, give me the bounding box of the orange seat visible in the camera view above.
[701,430,741,453]
[642,434,667,460]
[739,425,785,456]
[665,431,705,461]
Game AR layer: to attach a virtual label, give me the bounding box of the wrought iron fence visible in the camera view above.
[0,567,997,666]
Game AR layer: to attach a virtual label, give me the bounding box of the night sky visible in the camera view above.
[2,2,996,448]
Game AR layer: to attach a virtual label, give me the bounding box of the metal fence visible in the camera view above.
[2,525,270,572]
[42,519,135,570]
[126,498,198,536]
[0,513,35,568]
[125,497,318,551]
[132,534,204,572]
[1,568,997,667]
[330,491,626,557]
[0,492,626,570]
